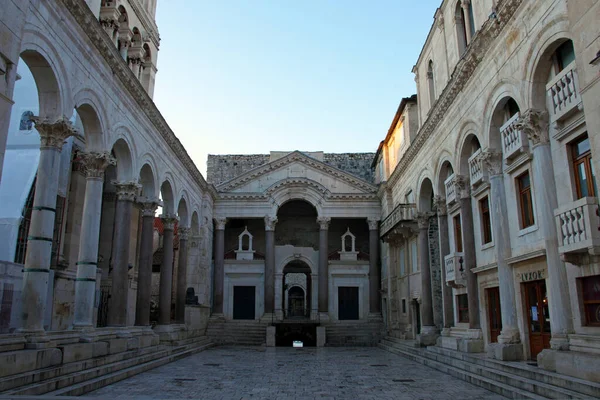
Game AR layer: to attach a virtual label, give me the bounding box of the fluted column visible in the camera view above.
[317,217,331,314]
[20,117,75,334]
[135,198,160,326]
[73,152,116,330]
[517,109,573,349]
[434,196,454,332]
[461,0,473,44]
[456,176,480,329]
[212,218,226,315]
[158,215,178,325]
[108,181,141,327]
[416,212,438,344]
[175,227,190,323]
[264,216,277,314]
[367,218,381,314]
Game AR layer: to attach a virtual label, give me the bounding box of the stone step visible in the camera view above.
[379,342,545,400]
[48,340,214,397]
[380,338,596,399]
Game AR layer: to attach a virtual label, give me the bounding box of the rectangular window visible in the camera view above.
[517,171,535,229]
[399,247,406,277]
[581,275,600,326]
[402,299,407,314]
[479,197,492,245]
[457,294,469,323]
[453,214,463,252]
[411,240,418,273]
[572,135,597,199]
[554,40,575,72]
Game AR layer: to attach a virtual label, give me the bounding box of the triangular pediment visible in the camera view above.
[216,151,376,195]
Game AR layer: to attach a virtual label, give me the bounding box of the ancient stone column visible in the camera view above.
[481,151,522,357]
[175,227,190,323]
[212,217,226,315]
[317,217,331,314]
[264,216,278,314]
[73,152,116,330]
[434,196,454,333]
[517,109,573,349]
[416,213,438,344]
[368,218,381,314]
[456,176,480,329]
[158,215,178,325]
[108,181,141,327]
[135,198,160,326]
[461,0,473,43]
[20,117,75,334]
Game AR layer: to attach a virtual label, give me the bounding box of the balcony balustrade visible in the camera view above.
[380,203,417,237]
[501,113,528,161]
[546,62,582,125]
[555,197,600,256]
[445,252,466,288]
[468,148,487,188]
[445,174,457,205]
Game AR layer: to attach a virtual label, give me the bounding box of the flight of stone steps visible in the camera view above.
[379,336,600,399]
[206,319,268,346]
[325,320,384,346]
[0,336,213,397]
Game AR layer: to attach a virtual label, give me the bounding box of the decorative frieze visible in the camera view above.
[32,116,78,149]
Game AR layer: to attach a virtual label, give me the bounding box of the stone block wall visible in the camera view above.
[0,261,23,333]
[207,152,376,185]
[428,216,443,330]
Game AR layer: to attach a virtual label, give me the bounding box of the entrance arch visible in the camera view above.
[282,260,312,319]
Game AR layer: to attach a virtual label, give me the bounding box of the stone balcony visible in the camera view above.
[501,113,528,161]
[546,62,582,125]
[445,252,466,288]
[445,174,457,205]
[380,203,417,238]
[555,197,600,257]
[468,148,487,188]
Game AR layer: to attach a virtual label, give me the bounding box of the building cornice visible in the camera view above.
[388,0,523,188]
[60,0,215,200]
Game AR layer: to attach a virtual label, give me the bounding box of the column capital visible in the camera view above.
[516,109,549,146]
[112,181,141,202]
[367,218,380,231]
[433,195,447,216]
[316,216,331,230]
[215,217,227,230]
[416,212,433,230]
[461,0,471,9]
[32,116,78,150]
[79,151,116,179]
[480,149,503,177]
[160,214,178,230]
[137,197,161,217]
[264,216,278,231]
[178,227,191,241]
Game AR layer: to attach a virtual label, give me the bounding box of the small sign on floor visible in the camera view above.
[293,341,303,348]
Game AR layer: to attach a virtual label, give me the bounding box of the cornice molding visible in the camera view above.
[59,0,217,201]
[217,151,377,194]
[388,0,523,188]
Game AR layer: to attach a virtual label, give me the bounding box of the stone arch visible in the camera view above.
[481,80,524,150]
[72,88,110,150]
[110,138,134,182]
[138,163,157,198]
[487,94,522,153]
[268,179,325,217]
[177,194,190,228]
[191,211,200,236]
[455,121,482,177]
[277,254,316,275]
[110,123,138,164]
[160,178,176,215]
[417,176,435,212]
[435,155,456,198]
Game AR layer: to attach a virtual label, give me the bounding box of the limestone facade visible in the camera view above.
[376,0,600,382]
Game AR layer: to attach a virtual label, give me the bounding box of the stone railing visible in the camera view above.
[445,174,457,205]
[468,148,487,188]
[546,62,581,124]
[444,252,466,288]
[501,113,528,161]
[380,203,417,237]
[555,197,600,256]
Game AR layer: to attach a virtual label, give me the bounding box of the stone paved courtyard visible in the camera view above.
[85,346,506,399]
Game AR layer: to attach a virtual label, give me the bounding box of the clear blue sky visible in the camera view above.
[154,1,440,176]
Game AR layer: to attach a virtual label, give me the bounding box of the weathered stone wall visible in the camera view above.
[428,216,442,330]
[207,152,375,185]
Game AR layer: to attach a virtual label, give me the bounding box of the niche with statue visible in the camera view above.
[235,227,255,260]
[338,228,359,261]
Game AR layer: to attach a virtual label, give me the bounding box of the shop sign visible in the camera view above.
[518,269,545,282]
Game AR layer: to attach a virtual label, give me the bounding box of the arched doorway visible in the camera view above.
[282,261,311,319]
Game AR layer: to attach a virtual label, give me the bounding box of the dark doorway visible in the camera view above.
[233,286,255,320]
[338,287,359,320]
[288,286,305,317]
[487,287,502,343]
[413,299,421,335]
[524,280,551,359]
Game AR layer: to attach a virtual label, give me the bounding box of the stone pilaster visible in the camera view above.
[434,195,454,334]
[518,109,574,350]
[108,181,141,327]
[212,217,226,315]
[135,198,160,326]
[461,0,473,43]
[264,216,277,315]
[367,218,381,315]
[158,215,178,325]
[175,227,190,323]
[317,217,331,315]
[73,152,116,331]
[20,116,76,335]
[416,212,438,345]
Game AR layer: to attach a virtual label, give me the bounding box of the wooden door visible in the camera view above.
[487,287,502,343]
[524,280,551,359]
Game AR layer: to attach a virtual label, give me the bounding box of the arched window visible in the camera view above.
[455,0,474,55]
[427,60,435,106]
[19,111,34,131]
